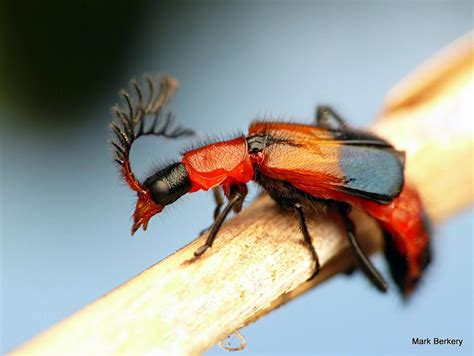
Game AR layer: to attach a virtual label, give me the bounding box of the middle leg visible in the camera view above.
[294,202,321,281]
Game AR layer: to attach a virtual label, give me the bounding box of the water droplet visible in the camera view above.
[218,330,247,352]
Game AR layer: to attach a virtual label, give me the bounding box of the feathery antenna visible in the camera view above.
[110,75,195,194]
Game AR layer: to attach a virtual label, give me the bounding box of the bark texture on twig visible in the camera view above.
[14,32,473,356]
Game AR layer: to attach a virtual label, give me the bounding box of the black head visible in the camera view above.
[144,162,191,207]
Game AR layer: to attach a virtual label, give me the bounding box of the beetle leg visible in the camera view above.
[337,204,389,292]
[212,187,224,219]
[315,105,348,130]
[231,184,248,213]
[198,187,224,236]
[194,191,244,257]
[294,203,321,280]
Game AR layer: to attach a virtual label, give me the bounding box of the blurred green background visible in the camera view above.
[1,1,472,354]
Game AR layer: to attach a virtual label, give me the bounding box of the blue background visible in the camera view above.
[1,1,472,355]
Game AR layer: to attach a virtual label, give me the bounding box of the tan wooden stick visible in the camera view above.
[14,32,473,355]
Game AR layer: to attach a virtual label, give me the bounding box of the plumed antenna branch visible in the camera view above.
[109,76,195,193]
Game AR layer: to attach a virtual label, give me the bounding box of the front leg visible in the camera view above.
[194,184,247,257]
[212,187,224,219]
[199,187,224,236]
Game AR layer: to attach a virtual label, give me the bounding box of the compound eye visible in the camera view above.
[150,180,171,205]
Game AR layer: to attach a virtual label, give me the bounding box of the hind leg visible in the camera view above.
[337,204,388,292]
[315,105,348,130]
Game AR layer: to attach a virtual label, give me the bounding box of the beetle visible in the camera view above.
[110,75,431,296]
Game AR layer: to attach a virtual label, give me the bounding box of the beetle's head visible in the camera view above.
[132,162,191,234]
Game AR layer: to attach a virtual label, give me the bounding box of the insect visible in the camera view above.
[110,75,431,296]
